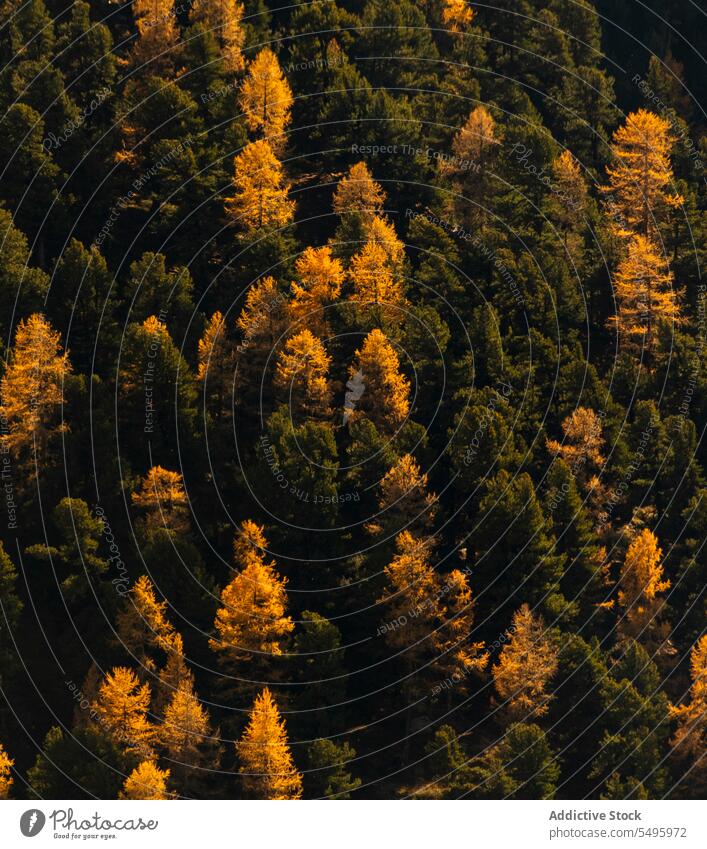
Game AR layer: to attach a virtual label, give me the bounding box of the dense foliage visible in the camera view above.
[0,0,704,800]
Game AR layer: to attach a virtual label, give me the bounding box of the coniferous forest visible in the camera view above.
[0,0,705,802]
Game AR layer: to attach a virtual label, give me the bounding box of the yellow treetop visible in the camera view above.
[121,761,171,800]
[191,0,245,73]
[225,140,295,231]
[492,604,559,722]
[274,329,333,414]
[380,531,439,652]
[0,742,13,799]
[671,635,707,779]
[161,679,211,760]
[363,215,406,274]
[0,313,71,458]
[93,667,155,755]
[236,276,286,349]
[132,0,179,69]
[451,105,499,170]
[332,161,386,221]
[441,0,474,31]
[348,242,405,320]
[546,407,605,475]
[236,687,303,799]
[375,453,437,532]
[117,574,178,662]
[549,150,588,237]
[288,246,345,333]
[349,329,410,432]
[238,48,294,149]
[618,528,670,629]
[132,465,190,534]
[210,521,293,662]
[609,233,683,353]
[197,310,229,382]
[379,532,485,681]
[604,108,683,238]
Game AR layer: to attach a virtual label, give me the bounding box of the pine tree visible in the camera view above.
[121,761,171,799]
[446,105,499,227]
[132,466,190,535]
[492,604,559,722]
[0,541,23,675]
[305,739,361,799]
[0,313,71,465]
[236,688,303,799]
[238,48,293,149]
[288,247,345,335]
[0,742,13,798]
[274,329,332,416]
[603,109,683,239]
[210,520,293,667]
[617,528,670,639]
[0,209,49,343]
[225,140,295,231]
[191,0,245,74]
[93,667,154,756]
[450,105,499,170]
[348,329,410,432]
[671,635,707,796]
[609,234,683,355]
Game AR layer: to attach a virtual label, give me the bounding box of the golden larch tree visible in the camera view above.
[671,635,707,792]
[363,215,406,275]
[236,687,303,799]
[210,520,294,666]
[441,0,474,31]
[191,0,245,73]
[548,150,588,248]
[238,48,294,149]
[546,406,605,480]
[492,604,559,722]
[379,532,485,690]
[618,528,670,636]
[451,105,499,172]
[161,679,211,765]
[0,313,71,463]
[288,246,345,334]
[348,241,405,326]
[225,140,295,231]
[332,161,386,222]
[609,233,683,354]
[132,466,190,534]
[371,453,437,535]
[121,761,171,800]
[603,108,683,239]
[349,329,410,432]
[236,275,287,352]
[0,742,13,798]
[116,574,178,667]
[131,0,179,70]
[93,667,155,755]
[274,329,333,415]
[197,311,236,419]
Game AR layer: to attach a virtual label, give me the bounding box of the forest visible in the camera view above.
[0,0,705,800]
